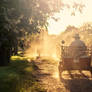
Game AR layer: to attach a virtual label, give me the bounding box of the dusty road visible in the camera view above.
[35,58,92,92]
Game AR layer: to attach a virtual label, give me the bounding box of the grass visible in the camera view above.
[0,55,46,92]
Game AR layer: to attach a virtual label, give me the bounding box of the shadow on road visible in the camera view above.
[60,73,92,92]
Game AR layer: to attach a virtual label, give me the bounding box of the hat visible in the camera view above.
[73,34,80,39]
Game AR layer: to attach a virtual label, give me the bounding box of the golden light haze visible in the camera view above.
[25,0,92,60]
[48,0,92,35]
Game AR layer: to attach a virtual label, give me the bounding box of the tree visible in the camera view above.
[80,22,92,32]
[65,25,78,32]
[0,0,85,66]
[0,0,56,66]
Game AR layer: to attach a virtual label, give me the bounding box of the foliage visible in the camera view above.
[65,25,78,32]
[0,0,51,65]
[59,22,92,46]
[0,0,85,65]
[0,56,46,92]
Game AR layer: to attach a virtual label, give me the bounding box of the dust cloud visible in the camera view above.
[24,30,61,61]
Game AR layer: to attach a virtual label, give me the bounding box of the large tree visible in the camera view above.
[0,0,61,65]
[0,0,85,66]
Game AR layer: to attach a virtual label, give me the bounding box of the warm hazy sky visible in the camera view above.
[48,0,92,35]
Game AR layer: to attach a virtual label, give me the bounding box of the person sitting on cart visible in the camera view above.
[69,34,87,58]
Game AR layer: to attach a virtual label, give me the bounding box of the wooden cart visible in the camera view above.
[58,45,92,79]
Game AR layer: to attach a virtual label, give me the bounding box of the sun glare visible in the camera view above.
[48,0,92,35]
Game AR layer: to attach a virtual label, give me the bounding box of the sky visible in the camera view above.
[48,0,92,35]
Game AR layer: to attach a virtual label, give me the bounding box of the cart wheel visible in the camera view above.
[58,61,63,80]
[90,67,92,77]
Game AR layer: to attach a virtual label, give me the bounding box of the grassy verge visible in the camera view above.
[0,56,46,92]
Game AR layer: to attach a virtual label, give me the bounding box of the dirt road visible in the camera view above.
[35,58,92,92]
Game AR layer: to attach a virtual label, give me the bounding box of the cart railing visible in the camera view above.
[61,46,92,58]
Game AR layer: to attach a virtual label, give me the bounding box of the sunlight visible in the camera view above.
[52,71,59,80]
[24,31,60,60]
[48,0,92,35]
